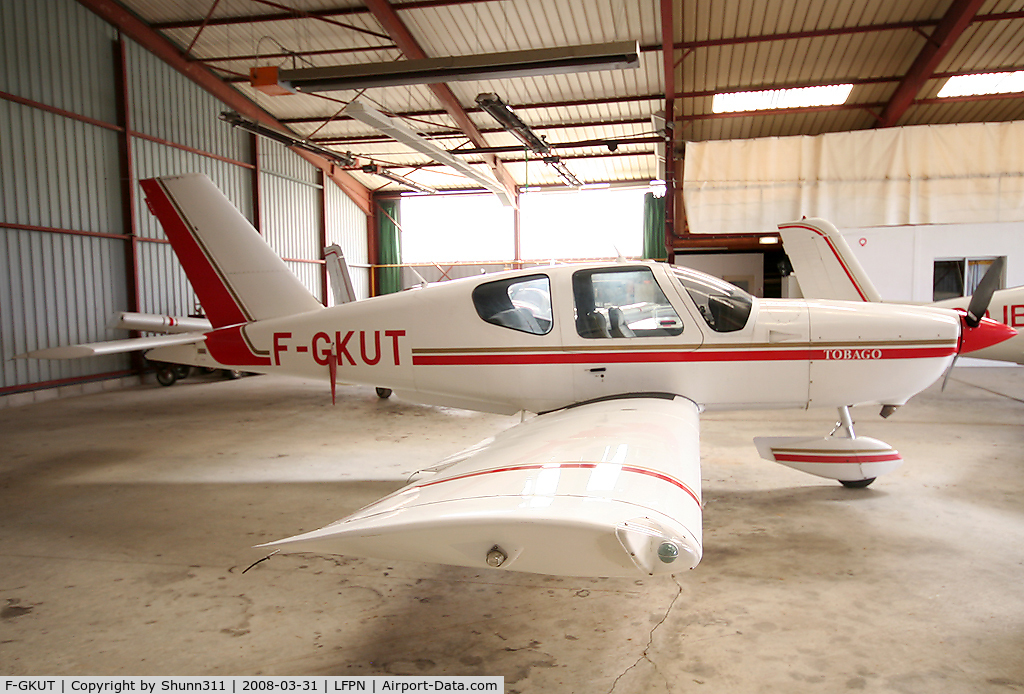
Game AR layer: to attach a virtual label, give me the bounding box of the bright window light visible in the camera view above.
[937,71,1024,98]
[712,84,853,113]
[401,195,514,262]
[399,188,646,264]
[520,188,645,260]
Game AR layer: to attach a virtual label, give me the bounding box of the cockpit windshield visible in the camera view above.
[670,267,753,333]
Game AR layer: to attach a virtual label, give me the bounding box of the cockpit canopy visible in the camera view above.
[670,266,753,333]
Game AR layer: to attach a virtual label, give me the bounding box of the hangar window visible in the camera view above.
[572,267,683,338]
[473,275,552,335]
[933,257,1005,302]
[671,267,752,333]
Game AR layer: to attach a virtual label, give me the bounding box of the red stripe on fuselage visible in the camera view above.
[411,346,955,366]
[415,461,702,509]
[140,178,248,329]
[773,452,902,464]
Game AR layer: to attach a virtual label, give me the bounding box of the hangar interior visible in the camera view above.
[2,0,1024,689]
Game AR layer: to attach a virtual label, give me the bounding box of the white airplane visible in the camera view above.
[40,172,1012,579]
[779,218,1024,364]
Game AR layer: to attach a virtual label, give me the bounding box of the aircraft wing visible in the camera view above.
[17,333,206,359]
[778,218,882,302]
[261,396,704,578]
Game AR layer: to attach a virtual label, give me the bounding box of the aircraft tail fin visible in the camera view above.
[777,218,882,303]
[139,174,323,329]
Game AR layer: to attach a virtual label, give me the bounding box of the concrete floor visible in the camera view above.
[1,368,1022,692]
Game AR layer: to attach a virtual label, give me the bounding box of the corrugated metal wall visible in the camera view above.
[326,176,371,301]
[259,141,324,303]
[0,0,128,391]
[1,0,369,397]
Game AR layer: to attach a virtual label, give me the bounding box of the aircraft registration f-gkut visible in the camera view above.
[136,174,1015,579]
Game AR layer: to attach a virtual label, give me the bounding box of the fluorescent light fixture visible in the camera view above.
[345,100,513,206]
[362,164,437,194]
[759,236,780,245]
[938,71,1024,97]
[258,42,640,94]
[712,84,853,113]
[543,157,583,188]
[220,111,354,167]
[475,91,584,188]
[475,92,550,154]
[580,183,611,190]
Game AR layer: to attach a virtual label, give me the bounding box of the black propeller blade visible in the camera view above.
[965,257,1005,328]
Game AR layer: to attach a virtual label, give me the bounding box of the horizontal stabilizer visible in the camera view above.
[260,397,704,577]
[754,435,902,483]
[17,333,205,360]
[324,245,357,305]
[111,312,212,334]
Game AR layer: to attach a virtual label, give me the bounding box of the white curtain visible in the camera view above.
[682,120,1024,233]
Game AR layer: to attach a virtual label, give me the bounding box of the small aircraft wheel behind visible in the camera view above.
[155,366,177,387]
[375,387,393,399]
[223,369,244,380]
[173,365,190,380]
[840,477,876,488]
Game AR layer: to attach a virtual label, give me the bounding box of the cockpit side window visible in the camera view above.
[670,267,753,333]
[572,267,684,338]
[472,274,552,335]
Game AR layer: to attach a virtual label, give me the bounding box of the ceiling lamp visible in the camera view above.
[345,100,514,206]
[711,84,853,113]
[219,111,355,167]
[938,71,1024,97]
[251,42,640,94]
[361,164,437,195]
[475,93,550,154]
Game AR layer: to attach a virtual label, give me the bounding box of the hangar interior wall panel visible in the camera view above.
[325,180,370,302]
[259,141,323,302]
[124,39,250,164]
[0,0,117,123]
[684,121,1024,233]
[0,0,128,392]
[1,230,129,388]
[124,37,254,319]
[0,101,122,235]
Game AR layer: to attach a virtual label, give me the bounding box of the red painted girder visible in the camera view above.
[877,0,987,128]
[361,0,519,205]
[74,0,372,216]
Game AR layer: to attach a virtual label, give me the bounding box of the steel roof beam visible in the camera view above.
[361,0,518,206]
[150,0,503,31]
[74,0,372,215]
[877,0,987,128]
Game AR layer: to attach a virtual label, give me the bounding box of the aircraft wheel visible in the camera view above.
[223,369,244,380]
[173,365,190,380]
[155,366,177,387]
[840,477,876,488]
[375,387,393,399]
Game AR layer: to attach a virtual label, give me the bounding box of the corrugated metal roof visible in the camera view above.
[113,0,1024,193]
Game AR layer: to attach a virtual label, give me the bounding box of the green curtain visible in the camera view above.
[377,199,402,295]
[642,192,667,261]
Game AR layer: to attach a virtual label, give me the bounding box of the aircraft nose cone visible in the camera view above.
[959,315,1018,354]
